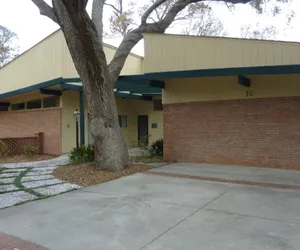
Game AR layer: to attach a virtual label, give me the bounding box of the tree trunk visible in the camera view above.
[52,0,129,171]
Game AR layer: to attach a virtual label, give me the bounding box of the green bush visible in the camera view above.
[148,139,163,157]
[69,145,94,164]
[0,140,7,157]
[24,146,37,155]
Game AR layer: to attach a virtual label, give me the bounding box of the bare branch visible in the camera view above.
[31,0,58,23]
[109,0,252,83]
[92,0,106,43]
[104,2,121,14]
[141,0,168,24]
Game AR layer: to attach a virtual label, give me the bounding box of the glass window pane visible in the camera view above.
[118,115,128,128]
[11,103,25,110]
[0,106,8,112]
[27,99,41,109]
[43,96,59,108]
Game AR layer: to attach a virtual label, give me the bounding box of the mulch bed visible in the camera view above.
[0,154,56,164]
[53,163,152,187]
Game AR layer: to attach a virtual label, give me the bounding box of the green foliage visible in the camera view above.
[148,139,163,157]
[0,140,7,157]
[24,146,37,155]
[0,25,18,67]
[69,145,94,164]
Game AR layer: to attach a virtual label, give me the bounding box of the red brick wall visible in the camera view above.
[164,96,300,169]
[0,108,62,155]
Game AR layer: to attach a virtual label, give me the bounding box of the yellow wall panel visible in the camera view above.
[0,30,143,95]
[163,74,300,104]
[0,30,65,94]
[144,33,300,73]
[60,94,163,153]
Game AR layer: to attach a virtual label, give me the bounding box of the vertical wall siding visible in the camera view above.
[144,33,300,73]
[0,30,144,95]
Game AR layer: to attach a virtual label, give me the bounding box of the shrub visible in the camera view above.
[148,139,163,157]
[24,146,38,155]
[0,140,7,157]
[69,145,94,164]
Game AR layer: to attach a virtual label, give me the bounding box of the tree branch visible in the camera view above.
[104,2,120,14]
[31,0,58,23]
[109,0,252,83]
[92,0,106,44]
[141,0,168,24]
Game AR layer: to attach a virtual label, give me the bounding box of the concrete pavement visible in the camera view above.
[0,163,300,249]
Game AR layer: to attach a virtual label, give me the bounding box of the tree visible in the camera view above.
[106,0,226,37]
[30,0,288,171]
[0,25,18,67]
[240,23,277,40]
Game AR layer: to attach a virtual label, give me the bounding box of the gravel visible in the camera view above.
[0,178,15,185]
[23,179,63,189]
[26,171,53,176]
[0,191,37,209]
[2,168,27,173]
[30,166,57,172]
[0,155,69,169]
[34,183,81,196]
[0,184,20,192]
[0,173,19,178]
[22,175,54,183]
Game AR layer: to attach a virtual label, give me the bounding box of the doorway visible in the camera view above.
[138,115,149,145]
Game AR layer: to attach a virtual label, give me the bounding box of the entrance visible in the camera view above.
[138,115,149,145]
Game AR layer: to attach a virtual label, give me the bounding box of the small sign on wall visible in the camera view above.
[246,89,254,97]
[151,123,158,129]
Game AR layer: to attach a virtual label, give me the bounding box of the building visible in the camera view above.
[1,30,300,168]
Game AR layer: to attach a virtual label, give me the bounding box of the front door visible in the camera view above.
[138,115,149,145]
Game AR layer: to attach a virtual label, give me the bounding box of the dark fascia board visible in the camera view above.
[119,64,300,81]
[0,77,64,99]
[115,92,152,101]
[40,88,62,96]
[63,78,81,83]
[145,64,300,79]
[61,83,83,91]
[116,87,162,94]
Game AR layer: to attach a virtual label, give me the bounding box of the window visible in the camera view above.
[118,115,128,128]
[43,96,59,108]
[11,103,25,110]
[153,99,163,111]
[27,99,41,109]
[0,106,8,112]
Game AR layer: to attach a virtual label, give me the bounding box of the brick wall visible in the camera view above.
[0,108,62,155]
[0,133,43,155]
[164,96,300,169]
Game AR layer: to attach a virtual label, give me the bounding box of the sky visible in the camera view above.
[0,0,299,56]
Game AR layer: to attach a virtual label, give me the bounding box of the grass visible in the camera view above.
[130,155,164,163]
[14,168,46,198]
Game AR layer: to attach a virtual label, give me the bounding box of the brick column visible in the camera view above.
[35,132,44,154]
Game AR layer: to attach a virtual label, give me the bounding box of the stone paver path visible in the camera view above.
[0,155,80,209]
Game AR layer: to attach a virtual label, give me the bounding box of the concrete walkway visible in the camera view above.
[150,162,300,186]
[1,163,300,249]
[0,155,80,209]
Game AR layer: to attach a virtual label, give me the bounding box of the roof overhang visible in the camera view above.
[119,64,300,81]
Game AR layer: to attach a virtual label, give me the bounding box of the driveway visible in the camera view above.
[1,163,300,249]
